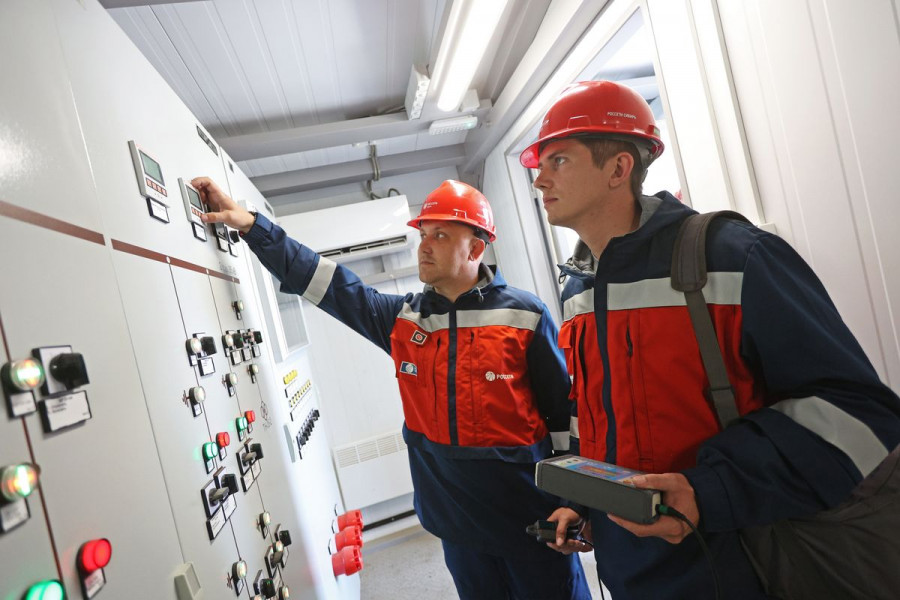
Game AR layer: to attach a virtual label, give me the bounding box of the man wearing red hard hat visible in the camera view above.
[525,80,900,599]
[193,176,590,599]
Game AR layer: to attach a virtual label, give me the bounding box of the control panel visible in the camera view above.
[178,178,208,242]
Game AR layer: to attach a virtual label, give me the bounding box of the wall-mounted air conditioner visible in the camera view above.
[278,196,414,263]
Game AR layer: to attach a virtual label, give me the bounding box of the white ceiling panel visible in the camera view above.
[106,0,554,197]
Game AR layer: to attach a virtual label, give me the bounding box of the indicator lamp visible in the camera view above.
[24,580,64,600]
[232,560,247,579]
[2,358,45,391]
[78,538,112,573]
[274,540,284,553]
[245,410,256,424]
[189,386,206,403]
[249,364,259,376]
[259,512,271,527]
[223,334,234,348]
[1,463,40,501]
[202,443,217,461]
[236,417,249,431]
[216,432,230,449]
[186,337,202,355]
[233,300,244,312]
[280,586,290,599]
[227,373,238,386]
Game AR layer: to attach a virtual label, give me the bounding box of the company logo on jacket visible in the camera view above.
[400,361,418,376]
[485,371,513,382]
[410,330,427,345]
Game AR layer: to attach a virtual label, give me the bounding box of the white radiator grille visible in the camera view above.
[332,430,412,508]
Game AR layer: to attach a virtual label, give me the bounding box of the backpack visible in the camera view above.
[670,211,900,600]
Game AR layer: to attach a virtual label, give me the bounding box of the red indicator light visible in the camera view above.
[216,432,230,448]
[245,410,256,424]
[79,538,112,573]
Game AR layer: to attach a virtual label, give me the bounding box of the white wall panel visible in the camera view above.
[718,0,900,386]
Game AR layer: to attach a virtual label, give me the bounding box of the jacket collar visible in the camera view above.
[558,191,693,279]
[423,263,506,302]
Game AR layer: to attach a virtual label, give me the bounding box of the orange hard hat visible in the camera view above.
[519,80,664,168]
[408,180,496,242]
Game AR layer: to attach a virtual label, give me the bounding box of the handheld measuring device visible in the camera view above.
[535,455,661,524]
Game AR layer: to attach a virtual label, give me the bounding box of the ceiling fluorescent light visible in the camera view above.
[429,115,478,135]
[435,0,509,112]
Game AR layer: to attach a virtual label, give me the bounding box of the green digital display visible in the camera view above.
[139,150,164,185]
[187,186,203,211]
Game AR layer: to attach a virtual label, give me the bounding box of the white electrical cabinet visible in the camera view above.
[0,0,359,599]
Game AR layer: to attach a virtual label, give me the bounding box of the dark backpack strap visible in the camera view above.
[671,211,751,428]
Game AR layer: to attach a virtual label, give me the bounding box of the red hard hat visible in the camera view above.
[407,180,496,242]
[519,80,664,168]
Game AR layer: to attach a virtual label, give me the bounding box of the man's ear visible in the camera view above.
[609,151,635,190]
[469,238,487,262]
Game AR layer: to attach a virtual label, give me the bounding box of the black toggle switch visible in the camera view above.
[228,229,241,244]
[250,443,264,460]
[260,578,277,598]
[49,353,89,390]
[253,331,264,344]
[200,336,217,355]
[221,474,238,495]
[278,530,292,547]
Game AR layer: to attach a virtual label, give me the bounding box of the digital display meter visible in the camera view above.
[128,140,170,223]
[178,178,208,241]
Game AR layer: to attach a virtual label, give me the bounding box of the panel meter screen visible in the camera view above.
[187,186,203,211]
[140,151,164,184]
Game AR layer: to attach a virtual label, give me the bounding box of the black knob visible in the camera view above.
[200,336,217,355]
[228,229,241,244]
[233,335,245,349]
[312,409,320,420]
[253,331,264,344]
[221,474,239,495]
[260,578,277,598]
[278,530,292,547]
[49,353,89,390]
[250,443,264,460]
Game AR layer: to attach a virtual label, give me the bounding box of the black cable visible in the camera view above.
[658,505,720,600]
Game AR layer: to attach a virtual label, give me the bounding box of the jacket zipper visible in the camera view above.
[433,337,441,418]
[625,324,650,468]
[577,325,594,436]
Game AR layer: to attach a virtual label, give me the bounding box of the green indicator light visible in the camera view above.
[1,463,39,501]
[25,580,64,600]
[237,417,248,431]
[6,358,45,391]
[202,443,217,460]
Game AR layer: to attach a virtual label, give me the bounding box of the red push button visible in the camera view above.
[335,525,363,550]
[337,509,363,530]
[245,410,256,424]
[332,545,363,577]
[216,432,230,449]
[78,538,112,573]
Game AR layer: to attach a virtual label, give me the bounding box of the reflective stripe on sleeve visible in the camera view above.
[569,416,579,439]
[563,289,594,321]
[771,396,888,476]
[303,256,337,306]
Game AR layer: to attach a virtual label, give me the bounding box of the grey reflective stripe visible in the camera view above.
[569,416,579,439]
[608,272,743,310]
[397,303,450,332]
[398,305,541,331]
[457,309,540,331]
[771,396,888,476]
[563,289,594,321]
[303,256,337,306]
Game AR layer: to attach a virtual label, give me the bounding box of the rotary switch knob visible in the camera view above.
[49,353,89,390]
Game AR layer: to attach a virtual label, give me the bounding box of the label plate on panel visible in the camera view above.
[198,357,215,376]
[251,462,261,478]
[8,390,37,417]
[83,567,106,599]
[0,498,29,532]
[148,198,170,223]
[41,390,91,432]
[223,494,237,519]
[207,508,226,540]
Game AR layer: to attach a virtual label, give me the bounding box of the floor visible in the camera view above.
[360,519,610,599]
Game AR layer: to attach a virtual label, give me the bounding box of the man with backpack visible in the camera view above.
[525,80,900,599]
